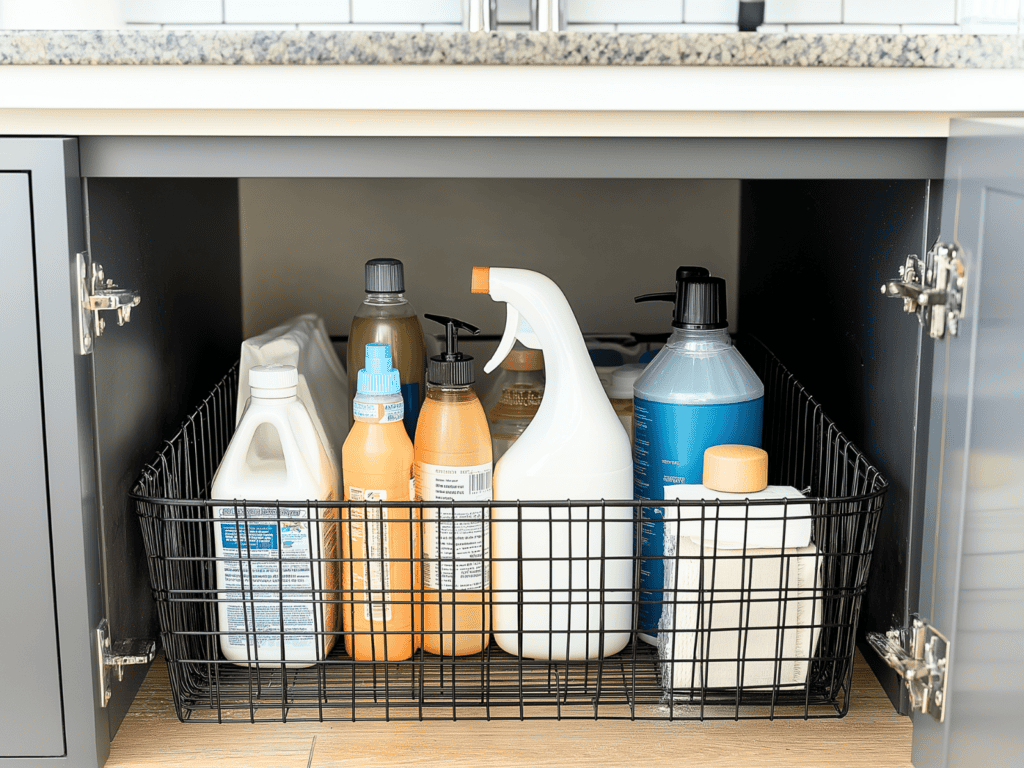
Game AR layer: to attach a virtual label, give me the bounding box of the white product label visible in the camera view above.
[352,400,404,424]
[416,462,492,591]
[217,504,337,650]
[349,488,392,622]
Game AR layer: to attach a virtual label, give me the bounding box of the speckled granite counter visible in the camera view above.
[1,29,1022,67]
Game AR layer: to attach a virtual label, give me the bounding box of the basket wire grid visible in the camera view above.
[132,338,886,723]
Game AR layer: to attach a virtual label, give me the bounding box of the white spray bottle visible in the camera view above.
[471,267,633,660]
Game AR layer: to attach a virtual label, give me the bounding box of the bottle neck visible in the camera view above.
[364,292,408,306]
[667,327,732,353]
[427,384,477,402]
[251,390,297,404]
[353,391,404,424]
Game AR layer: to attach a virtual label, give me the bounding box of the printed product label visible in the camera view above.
[401,382,420,439]
[217,503,338,650]
[415,462,492,592]
[349,488,392,622]
[353,399,404,424]
[632,396,764,637]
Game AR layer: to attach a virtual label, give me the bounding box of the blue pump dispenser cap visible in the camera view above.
[357,343,401,395]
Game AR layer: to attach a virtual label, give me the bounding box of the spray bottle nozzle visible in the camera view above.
[425,313,481,386]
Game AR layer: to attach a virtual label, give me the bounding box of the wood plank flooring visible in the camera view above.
[108,649,910,768]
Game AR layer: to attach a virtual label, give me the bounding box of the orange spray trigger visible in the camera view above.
[471,267,490,294]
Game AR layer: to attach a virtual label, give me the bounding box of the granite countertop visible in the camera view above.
[1,29,1022,68]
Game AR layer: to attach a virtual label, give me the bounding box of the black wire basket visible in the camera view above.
[131,338,886,723]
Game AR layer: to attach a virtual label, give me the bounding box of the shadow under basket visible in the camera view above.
[131,337,887,723]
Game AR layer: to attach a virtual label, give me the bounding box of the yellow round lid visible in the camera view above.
[702,444,768,493]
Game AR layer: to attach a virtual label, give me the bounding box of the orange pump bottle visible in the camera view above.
[342,343,416,661]
[414,315,492,656]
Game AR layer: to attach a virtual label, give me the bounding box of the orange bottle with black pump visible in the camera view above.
[414,315,492,656]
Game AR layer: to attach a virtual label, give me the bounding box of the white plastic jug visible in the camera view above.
[211,364,339,667]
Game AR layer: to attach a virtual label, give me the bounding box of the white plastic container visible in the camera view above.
[236,313,349,487]
[211,364,339,667]
[659,445,820,691]
[471,267,633,660]
[607,363,646,443]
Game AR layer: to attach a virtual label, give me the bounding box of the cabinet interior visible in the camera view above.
[84,173,938,731]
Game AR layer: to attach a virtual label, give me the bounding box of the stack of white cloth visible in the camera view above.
[660,532,821,691]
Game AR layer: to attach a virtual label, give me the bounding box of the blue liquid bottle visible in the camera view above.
[632,268,764,644]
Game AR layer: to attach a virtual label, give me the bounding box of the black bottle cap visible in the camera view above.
[425,313,481,386]
[365,258,405,293]
[635,265,728,330]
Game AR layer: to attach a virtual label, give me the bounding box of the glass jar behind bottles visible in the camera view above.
[484,348,545,462]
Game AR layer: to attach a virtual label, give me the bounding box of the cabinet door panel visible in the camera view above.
[0,173,65,757]
[916,119,1024,768]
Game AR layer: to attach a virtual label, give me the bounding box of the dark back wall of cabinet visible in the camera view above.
[85,178,242,735]
[737,179,940,714]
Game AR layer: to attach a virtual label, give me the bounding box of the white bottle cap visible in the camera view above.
[249,364,298,398]
[608,363,647,400]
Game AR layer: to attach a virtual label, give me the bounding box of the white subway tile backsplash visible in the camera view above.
[960,20,1020,32]
[164,22,298,29]
[960,0,1021,24]
[497,23,534,30]
[351,0,462,24]
[900,24,964,34]
[765,1,841,24]
[684,0,738,24]
[786,23,900,33]
[565,1,683,24]
[564,23,617,30]
[499,0,532,24]
[844,0,955,25]
[122,0,223,24]
[616,22,739,31]
[225,1,349,24]
[331,22,426,29]
[756,24,788,32]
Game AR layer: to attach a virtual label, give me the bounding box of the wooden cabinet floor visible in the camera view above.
[108,650,910,767]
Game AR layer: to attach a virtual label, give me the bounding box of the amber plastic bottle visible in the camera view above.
[414,315,492,656]
[347,258,426,440]
[342,343,416,661]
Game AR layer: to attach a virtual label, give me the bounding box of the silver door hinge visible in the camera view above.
[881,242,965,340]
[95,618,156,707]
[867,616,949,722]
[75,251,141,355]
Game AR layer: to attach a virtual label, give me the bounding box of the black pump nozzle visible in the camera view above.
[634,291,676,305]
[425,313,481,386]
[634,265,728,330]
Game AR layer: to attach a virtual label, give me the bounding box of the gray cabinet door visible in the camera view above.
[915,119,1024,767]
[0,173,65,757]
[0,139,110,768]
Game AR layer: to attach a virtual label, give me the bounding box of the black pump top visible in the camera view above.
[425,314,480,386]
[635,265,728,330]
[365,258,405,293]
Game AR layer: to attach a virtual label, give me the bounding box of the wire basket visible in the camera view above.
[131,338,886,722]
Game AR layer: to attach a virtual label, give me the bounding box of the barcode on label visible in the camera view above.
[468,469,491,494]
